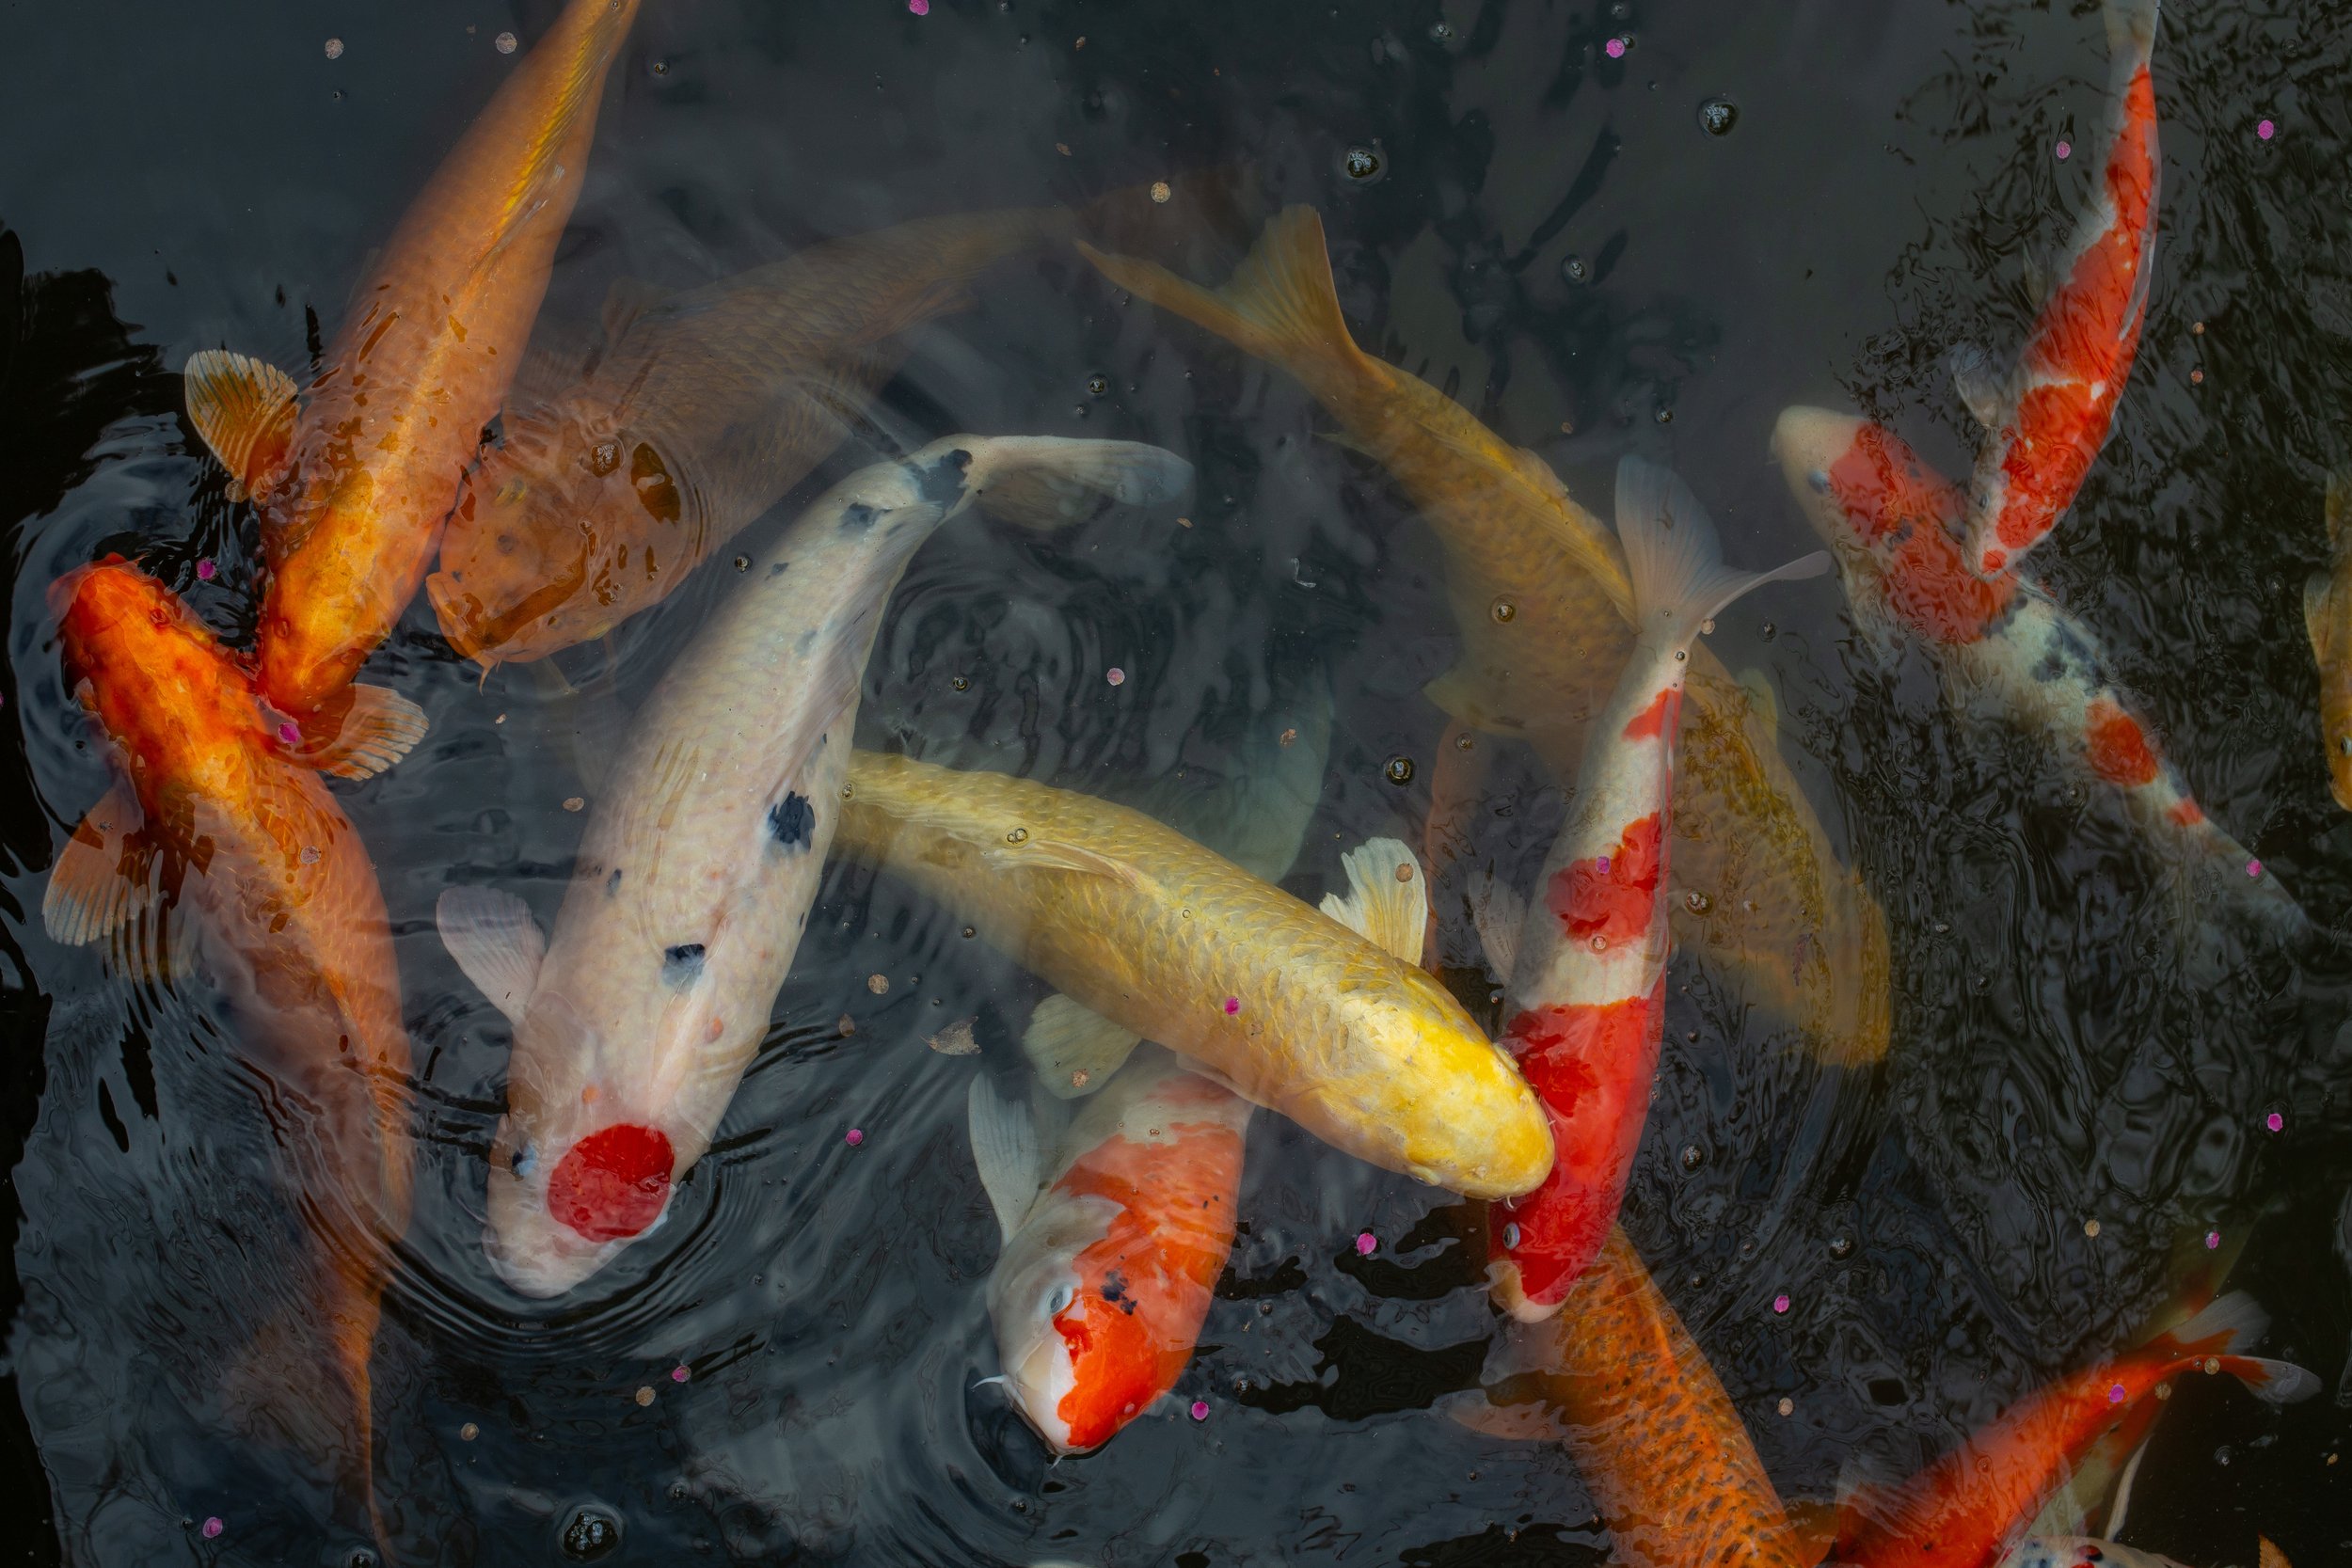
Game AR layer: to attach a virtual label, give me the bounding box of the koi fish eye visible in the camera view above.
[585,439,622,476]
[2339,736,2351,758]
[1806,468,1830,494]
[1044,1282,1075,1318]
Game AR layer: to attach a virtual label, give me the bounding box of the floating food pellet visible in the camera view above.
[2108,1382,2127,1403]
[2205,1229,2221,1249]
[2155,1382,2172,1400]
[324,38,344,58]
[2246,858,2263,878]
[1189,1400,1210,1421]
[1597,856,1611,875]
[1355,1231,1376,1256]
[672,1364,691,1383]
[909,0,930,12]
[1279,727,1298,747]
[1772,1293,1790,1314]
[1106,667,1125,686]
[1384,755,1414,784]
[495,713,506,724]
[1070,1068,1089,1088]
[2190,367,2205,384]
[564,797,585,813]
[2202,1356,2221,1374]
[1151,181,1172,203]
[2084,1218,2101,1238]
[867,973,889,995]
[202,1517,224,1540]
[927,1019,979,1055]
[2258,118,2276,140]
[2265,1111,2283,1132]
[278,721,299,744]
[1393,861,1413,882]
[1223,996,1241,1015]
[1176,515,1193,528]
[195,559,216,580]
[845,1128,864,1147]
[635,1386,656,1406]
[1777,1397,1794,1417]
[2191,321,2205,336]
[1604,36,1628,57]
[836,1013,856,1036]
[734,555,750,571]
[2055,139,2072,160]
[460,1421,479,1441]
[300,846,320,865]
[495,30,518,53]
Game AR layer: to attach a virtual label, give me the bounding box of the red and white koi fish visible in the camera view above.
[1955,0,2162,578]
[1772,407,2295,921]
[1486,458,1825,1318]
[1836,1291,2315,1568]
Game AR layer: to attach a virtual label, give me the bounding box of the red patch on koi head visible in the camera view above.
[2167,799,2204,827]
[1825,423,2013,643]
[1545,812,1664,947]
[547,1122,675,1242]
[2085,698,2161,787]
[1620,687,1679,742]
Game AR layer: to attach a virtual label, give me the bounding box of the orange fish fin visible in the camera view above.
[1781,1497,1840,1564]
[183,349,297,500]
[1077,205,1381,399]
[1438,1385,1574,1443]
[41,780,154,947]
[2259,1537,2293,1568]
[294,683,429,780]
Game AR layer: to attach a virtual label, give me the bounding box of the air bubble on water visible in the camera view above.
[1685,891,1711,913]
[1342,144,1385,183]
[951,674,970,691]
[1679,1145,1703,1171]
[1829,1235,1853,1259]
[1697,97,1738,136]
[1562,254,1589,284]
[1384,755,1414,784]
[559,1506,622,1560]
[1087,373,1109,397]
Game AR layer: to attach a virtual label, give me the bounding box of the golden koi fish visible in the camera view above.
[832,752,1552,1198]
[2304,471,2352,811]
[1080,207,1891,1066]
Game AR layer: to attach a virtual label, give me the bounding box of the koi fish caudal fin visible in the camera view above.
[2145,1291,2320,1402]
[1614,456,1830,652]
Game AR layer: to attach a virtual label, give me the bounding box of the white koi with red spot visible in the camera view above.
[1488,458,1825,1320]
[1955,0,2162,578]
[436,436,1189,1296]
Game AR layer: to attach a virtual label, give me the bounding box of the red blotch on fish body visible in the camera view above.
[1495,980,1667,1306]
[547,1122,675,1242]
[1825,424,2013,643]
[1048,1085,1247,1451]
[2168,799,2204,827]
[1545,813,1664,947]
[2084,698,2161,787]
[1620,686,1679,742]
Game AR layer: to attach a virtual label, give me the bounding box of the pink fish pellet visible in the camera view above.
[2107,1382,2127,1404]
[1604,36,1627,58]
[201,1518,223,1540]
[1596,856,1611,874]
[1189,1400,1210,1421]
[2265,1111,2283,1132]
[195,559,215,580]
[2258,119,2277,140]
[1355,1231,1376,1257]
[1772,1293,1790,1315]
[2054,139,2072,161]
[672,1364,691,1384]
[1105,667,1125,687]
[277,721,299,745]
[2206,1229,2222,1250]
[2246,858,2264,879]
[845,1128,865,1147]
[1222,996,1241,1016]
[909,0,930,12]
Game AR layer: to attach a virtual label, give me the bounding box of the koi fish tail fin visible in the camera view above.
[2104,0,2161,59]
[961,436,1193,531]
[2149,1290,2323,1403]
[1613,454,1830,653]
[1077,206,1379,404]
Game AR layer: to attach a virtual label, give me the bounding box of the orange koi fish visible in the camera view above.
[967,1049,1252,1453]
[429,206,1076,669]
[41,561,414,1542]
[1079,207,1891,1069]
[183,0,641,730]
[1955,0,2161,577]
[1487,460,1824,1316]
[1836,1291,2315,1568]
[1773,407,2294,920]
[1460,1227,1822,1568]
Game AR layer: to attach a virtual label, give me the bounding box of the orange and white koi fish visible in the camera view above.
[968,1049,1252,1453]
[42,560,414,1543]
[1485,459,1824,1317]
[1955,0,2161,578]
[183,0,640,730]
[1773,407,2294,920]
[1836,1291,2315,1568]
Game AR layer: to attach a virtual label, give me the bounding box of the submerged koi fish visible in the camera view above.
[1836,1291,2315,1568]
[2302,472,2352,810]
[430,206,1078,668]
[832,752,1553,1198]
[1955,0,2162,578]
[1772,407,2294,918]
[1079,206,1891,1068]
[437,436,1187,1295]
[1458,1227,1821,1568]
[1998,1539,2289,1568]
[42,561,413,1541]
[972,837,1427,1454]
[1486,459,1825,1317]
[183,0,640,726]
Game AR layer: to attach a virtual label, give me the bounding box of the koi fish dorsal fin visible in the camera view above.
[183,349,297,501]
[2260,1537,2293,1568]
[1947,341,2007,430]
[1319,837,1428,965]
[1022,993,1143,1100]
[42,779,151,946]
[963,436,1193,531]
[1614,455,1828,646]
[289,683,429,780]
[436,886,546,1027]
[967,1074,1048,1240]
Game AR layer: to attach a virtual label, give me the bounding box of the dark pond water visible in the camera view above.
[3,0,2350,1563]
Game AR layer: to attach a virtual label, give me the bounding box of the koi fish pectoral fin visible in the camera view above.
[43,779,154,947]
[963,436,1193,530]
[1435,1384,1575,1444]
[290,682,430,780]
[1947,341,2008,431]
[182,348,297,500]
[967,1073,1050,1240]
[436,885,547,1027]
[2305,573,2335,666]
[1318,837,1430,966]
[1463,866,1527,987]
[1023,993,1143,1101]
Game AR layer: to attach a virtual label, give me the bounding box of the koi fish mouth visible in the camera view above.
[546,1121,675,1242]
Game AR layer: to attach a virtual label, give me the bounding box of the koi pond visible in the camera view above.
[0,1,2347,1564]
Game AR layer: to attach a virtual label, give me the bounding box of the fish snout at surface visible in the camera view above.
[986,1234,1089,1452]
[1770,405,1875,552]
[485,1115,678,1297]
